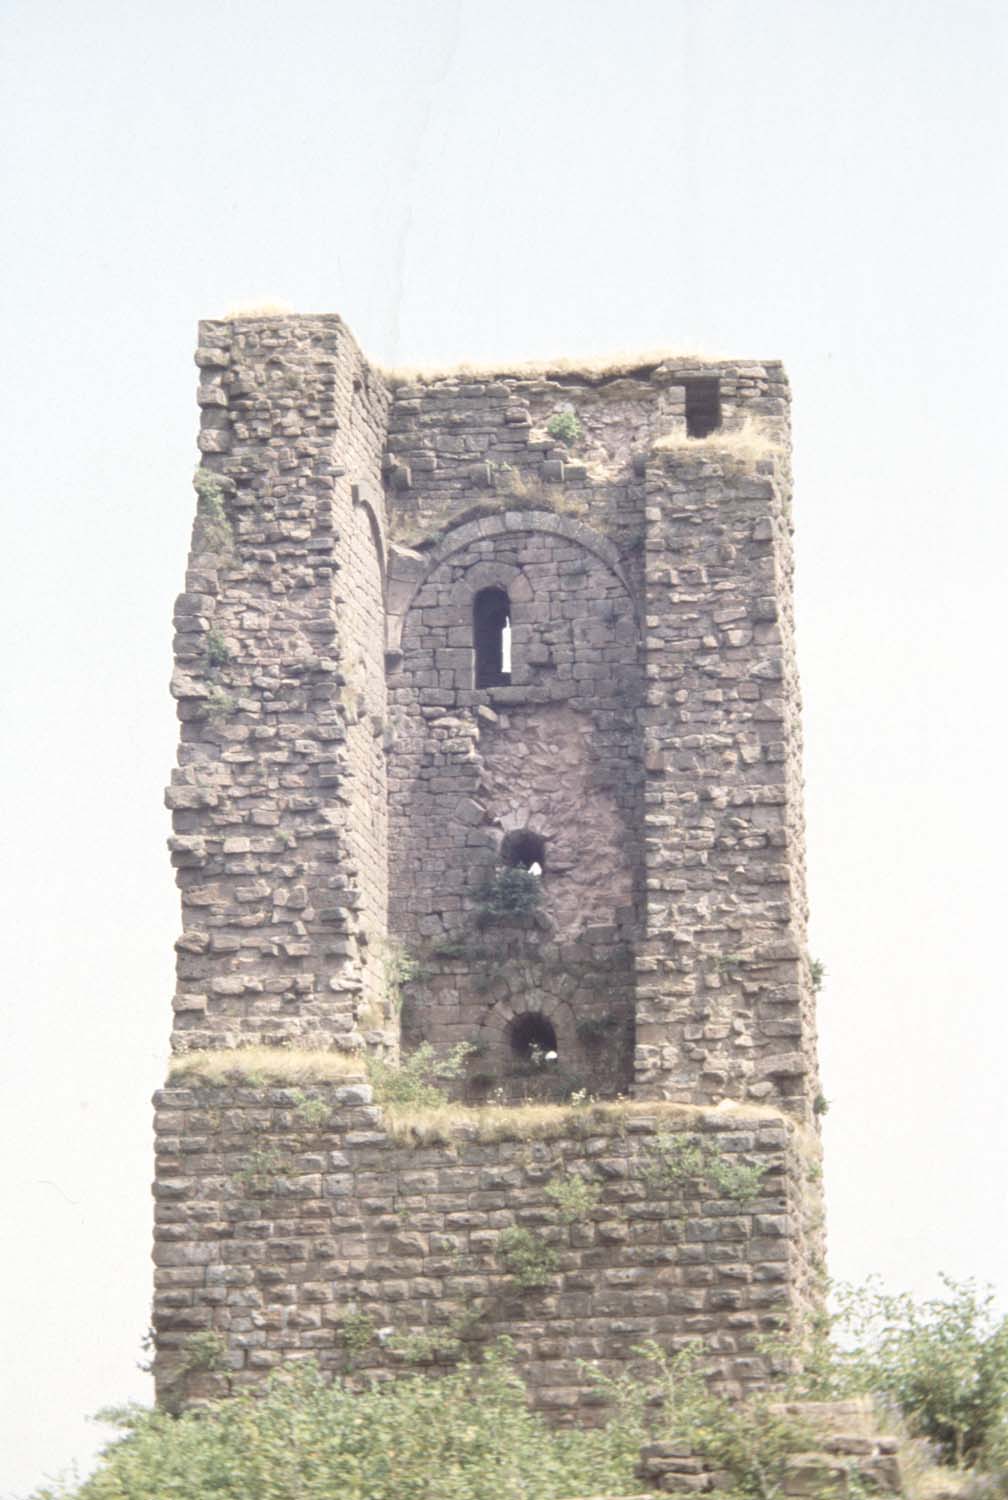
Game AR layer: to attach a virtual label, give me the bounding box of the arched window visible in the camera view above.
[473,587,512,688]
[508,1012,557,1063]
[500,829,545,876]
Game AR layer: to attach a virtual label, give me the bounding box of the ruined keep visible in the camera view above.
[153,314,826,1415]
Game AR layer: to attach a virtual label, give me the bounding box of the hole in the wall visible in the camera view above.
[500,829,546,876]
[473,587,512,687]
[508,1012,557,1063]
[685,379,721,438]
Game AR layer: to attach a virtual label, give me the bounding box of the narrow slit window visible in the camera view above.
[685,378,721,438]
[473,587,512,688]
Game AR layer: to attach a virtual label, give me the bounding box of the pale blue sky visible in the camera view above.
[1,1,1005,1492]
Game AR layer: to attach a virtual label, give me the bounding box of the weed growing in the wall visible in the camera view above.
[813,1092,831,1117]
[387,1306,483,1366]
[367,1041,474,1109]
[546,410,582,445]
[204,626,232,672]
[179,1330,229,1374]
[544,1174,602,1224]
[336,1307,375,1369]
[810,958,826,993]
[287,1089,330,1129]
[204,685,237,721]
[642,1132,766,1206]
[382,942,421,1016]
[193,469,234,554]
[496,1227,558,1289]
[232,1146,289,1196]
[474,867,542,926]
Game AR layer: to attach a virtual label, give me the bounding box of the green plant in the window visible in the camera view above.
[496,1226,558,1289]
[546,410,582,445]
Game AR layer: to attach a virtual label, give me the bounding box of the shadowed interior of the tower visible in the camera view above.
[154,314,825,1417]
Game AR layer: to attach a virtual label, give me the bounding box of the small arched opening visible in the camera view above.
[508,1012,558,1065]
[473,586,512,688]
[500,829,546,876]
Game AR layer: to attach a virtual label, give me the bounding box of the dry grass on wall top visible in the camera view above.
[378,1095,789,1146]
[167,1046,367,1086]
[652,417,782,465]
[379,346,728,387]
[162,1047,809,1152]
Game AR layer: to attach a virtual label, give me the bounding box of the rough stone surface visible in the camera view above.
[155,314,826,1415]
[153,1086,820,1415]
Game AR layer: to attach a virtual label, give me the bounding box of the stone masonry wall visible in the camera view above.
[635,437,821,1119]
[168,317,392,1052]
[152,1080,822,1420]
[386,511,643,1099]
[156,320,825,1420]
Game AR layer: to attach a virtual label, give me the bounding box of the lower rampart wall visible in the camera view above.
[152,1079,822,1419]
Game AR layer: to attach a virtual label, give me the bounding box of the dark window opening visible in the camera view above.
[500,829,546,875]
[685,378,721,438]
[508,1012,558,1062]
[473,587,512,687]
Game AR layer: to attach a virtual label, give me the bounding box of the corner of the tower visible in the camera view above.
[167,313,394,1057]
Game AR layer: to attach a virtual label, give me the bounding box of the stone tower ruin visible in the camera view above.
[153,314,825,1413]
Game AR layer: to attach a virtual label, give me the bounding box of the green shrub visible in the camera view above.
[544,1173,602,1224]
[474,867,542,926]
[496,1227,558,1289]
[546,410,582,445]
[204,626,232,672]
[822,1277,1008,1473]
[178,1330,228,1374]
[287,1089,330,1129]
[642,1131,767,1206]
[366,1041,473,1109]
[193,469,234,554]
[32,1346,645,1500]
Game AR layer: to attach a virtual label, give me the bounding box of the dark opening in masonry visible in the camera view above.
[473,587,512,687]
[508,1012,558,1062]
[500,829,546,875]
[685,378,721,438]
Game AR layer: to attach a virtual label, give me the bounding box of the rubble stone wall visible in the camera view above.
[167,317,391,1052]
[635,441,820,1116]
[156,316,825,1414]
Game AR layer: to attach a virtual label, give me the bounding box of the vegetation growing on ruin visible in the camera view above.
[366,1040,474,1110]
[653,415,780,464]
[496,1227,559,1289]
[474,865,543,925]
[545,409,582,445]
[544,1172,602,1223]
[641,1130,768,1207]
[380,1093,782,1146]
[31,1285,1008,1499]
[192,469,234,554]
[167,1046,365,1086]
